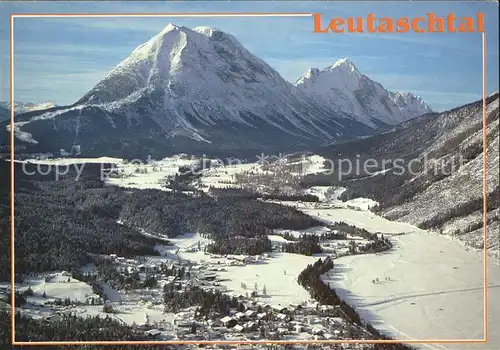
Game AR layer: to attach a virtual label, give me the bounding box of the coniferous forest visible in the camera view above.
[0,310,171,349]
[0,161,322,281]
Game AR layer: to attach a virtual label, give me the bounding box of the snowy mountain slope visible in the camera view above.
[0,101,57,115]
[309,93,499,256]
[4,24,375,158]
[295,58,433,128]
[382,95,499,255]
[388,91,432,121]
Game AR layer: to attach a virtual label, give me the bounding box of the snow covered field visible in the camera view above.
[277,200,417,234]
[104,155,199,191]
[198,162,258,190]
[323,232,500,349]
[296,205,500,349]
[216,252,317,308]
[10,272,95,304]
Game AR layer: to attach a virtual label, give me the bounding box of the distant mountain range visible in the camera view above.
[0,101,57,122]
[2,24,433,158]
[294,58,432,128]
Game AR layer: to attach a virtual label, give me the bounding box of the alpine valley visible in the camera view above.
[2,23,500,350]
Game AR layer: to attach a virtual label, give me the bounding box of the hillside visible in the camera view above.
[302,93,499,255]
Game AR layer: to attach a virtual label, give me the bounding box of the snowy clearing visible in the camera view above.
[215,252,318,308]
[322,232,500,349]
[23,273,94,303]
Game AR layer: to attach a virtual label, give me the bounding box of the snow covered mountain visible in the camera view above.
[388,91,432,120]
[5,24,374,158]
[4,25,433,158]
[295,58,433,128]
[0,101,57,116]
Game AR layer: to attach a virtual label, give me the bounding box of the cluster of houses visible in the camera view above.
[108,254,161,274]
[140,299,353,342]
[104,253,231,295]
[202,253,271,266]
[213,301,348,340]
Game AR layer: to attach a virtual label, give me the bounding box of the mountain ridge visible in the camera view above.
[294,57,433,128]
[4,24,433,158]
[302,93,499,256]
[0,101,58,122]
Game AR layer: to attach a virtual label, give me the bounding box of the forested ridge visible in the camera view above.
[0,161,321,280]
[299,94,500,235]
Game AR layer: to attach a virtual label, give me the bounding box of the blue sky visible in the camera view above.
[0,1,498,111]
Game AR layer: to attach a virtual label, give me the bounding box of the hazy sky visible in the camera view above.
[0,1,498,111]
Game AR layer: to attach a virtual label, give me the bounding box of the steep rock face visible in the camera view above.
[310,93,499,256]
[388,91,433,121]
[295,58,433,128]
[381,95,499,256]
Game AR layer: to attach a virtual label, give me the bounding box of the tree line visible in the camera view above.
[0,161,323,280]
[0,310,162,346]
[297,258,413,350]
[281,234,323,256]
[208,187,320,202]
[163,285,244,316]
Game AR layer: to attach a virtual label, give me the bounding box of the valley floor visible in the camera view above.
[304,204,500,350]
[8,155,500,348]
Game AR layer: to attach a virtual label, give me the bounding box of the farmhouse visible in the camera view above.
[244,310,255,318]
[233,324,244,333]
[220,316,237,328]
[144,329,161,338]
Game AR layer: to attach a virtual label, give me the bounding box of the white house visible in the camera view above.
[60,149,70,157]
[277,313,288,321]
[257,312,267,320]
[244,310,255,318]
[233,324,244,333]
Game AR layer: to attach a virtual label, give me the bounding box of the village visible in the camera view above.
[2,226,378,344]
[2,154,391,345]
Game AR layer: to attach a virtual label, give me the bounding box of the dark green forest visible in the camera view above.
[0,310,172,349]
[0,161,321,280]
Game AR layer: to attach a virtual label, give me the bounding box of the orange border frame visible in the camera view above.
[8,12,490,347]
